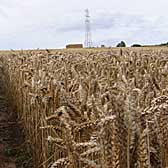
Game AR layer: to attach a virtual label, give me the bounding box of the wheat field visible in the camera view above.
[0,47,168,168]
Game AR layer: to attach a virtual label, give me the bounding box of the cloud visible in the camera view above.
[82,13,168,46]
[0,0,168,49]
[0,7,8,18]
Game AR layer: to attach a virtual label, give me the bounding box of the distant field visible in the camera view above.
[1,46,168,53]
[0,47,168,168]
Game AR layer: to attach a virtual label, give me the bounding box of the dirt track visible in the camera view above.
[0,75,21,168]
[0,71,32,168]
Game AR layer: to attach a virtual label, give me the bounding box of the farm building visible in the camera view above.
[66,44,83,49]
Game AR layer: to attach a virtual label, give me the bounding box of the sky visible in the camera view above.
[0,0,168,49]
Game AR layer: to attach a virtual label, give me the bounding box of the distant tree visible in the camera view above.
[116,43,120,47]
[116,41,126,47]
[159,42,168,46]
[131,44,142,47]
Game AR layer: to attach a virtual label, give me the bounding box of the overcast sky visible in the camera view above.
[0,0,168,49]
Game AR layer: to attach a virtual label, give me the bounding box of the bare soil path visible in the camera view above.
[0,75,32,168]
